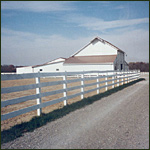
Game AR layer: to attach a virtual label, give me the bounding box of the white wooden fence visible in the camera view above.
[1,70,140,121]
[140,72,149,75]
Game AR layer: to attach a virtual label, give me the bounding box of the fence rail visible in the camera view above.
[1,70,140,121]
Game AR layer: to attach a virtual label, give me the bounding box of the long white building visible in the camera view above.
[16,37,129,74]
[17,57,66,74]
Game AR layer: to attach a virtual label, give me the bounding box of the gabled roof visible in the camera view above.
[72,36,124,57]
[45,57,66,65]
[32,57,66,68]
[64,55,117,64]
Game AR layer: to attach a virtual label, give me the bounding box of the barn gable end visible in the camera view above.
[72,37,122,57]
[64,37,128,71]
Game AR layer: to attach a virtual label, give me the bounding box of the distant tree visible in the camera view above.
[1,65,16,72]
[129,62,149,72]
[1,65,26,72]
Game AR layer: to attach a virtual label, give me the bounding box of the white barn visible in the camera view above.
[64,37,129,72]
[16,37,129,74]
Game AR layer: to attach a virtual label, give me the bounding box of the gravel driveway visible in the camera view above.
[2,74,149,149]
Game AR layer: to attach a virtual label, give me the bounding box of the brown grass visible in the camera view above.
[1,76,123,131]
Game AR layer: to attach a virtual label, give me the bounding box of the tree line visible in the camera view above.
[1,62,149,72]
[1,65,24,72]
[128,62,149,72]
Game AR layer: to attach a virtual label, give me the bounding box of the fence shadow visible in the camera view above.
[1,78,145,144]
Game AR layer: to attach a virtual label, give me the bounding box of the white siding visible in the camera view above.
[64,64,114,72]
[76,40,117,56]
[33,62,64,72]
[17,66,33,74]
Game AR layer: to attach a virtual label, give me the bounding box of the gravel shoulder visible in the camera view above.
[1,74,149,149]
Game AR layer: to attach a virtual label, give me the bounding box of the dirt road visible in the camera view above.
[2,74,149,149]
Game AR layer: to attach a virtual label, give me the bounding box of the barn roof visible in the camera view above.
[64,55,117,64]
[32,57,66,68]
[72,37,124,57]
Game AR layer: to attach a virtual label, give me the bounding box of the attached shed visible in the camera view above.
[33,57,66,73]
[16,66,33,74]
[16,57,66,74]
[64,37,129,72]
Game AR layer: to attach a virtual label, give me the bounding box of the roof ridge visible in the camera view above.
[71,36,124,57]
[96,36,124,53]
[32,57,66,68]
[73,54,117,57]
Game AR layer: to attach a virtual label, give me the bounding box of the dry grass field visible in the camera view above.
[1,76,122,131]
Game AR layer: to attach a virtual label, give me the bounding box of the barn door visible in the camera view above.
[121,64,123,70]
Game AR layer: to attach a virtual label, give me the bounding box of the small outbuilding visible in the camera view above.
[17,57,66,74]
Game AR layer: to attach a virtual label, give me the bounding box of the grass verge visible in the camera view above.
[1,78,145,144]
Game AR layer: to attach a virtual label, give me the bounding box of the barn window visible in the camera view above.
[40,69,42,71]
[56,69,59,71]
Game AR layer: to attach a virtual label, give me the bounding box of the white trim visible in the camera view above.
[32,61,65,68]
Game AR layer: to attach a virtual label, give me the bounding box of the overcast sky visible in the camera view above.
[1,1,149,66]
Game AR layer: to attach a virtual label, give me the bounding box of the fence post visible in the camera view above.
[105,72,108,91]
[115,71,117,86]
[112,72,115,88]
[81,71,84,99]
[132,70,134,81]
[117,72,119,87]
[137,70,140,80]
[134,70,136,80]
[129,70,131,82]
[96,72,100,94]
[125,71,127,84]
[63,71,67,106]
[131,70,133,81]
[130,70,132,82]
[134,70,136,81]
[128,71,130,83]
[135,70,137,80]
[35,72,42,116]
[121,71,124,85]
